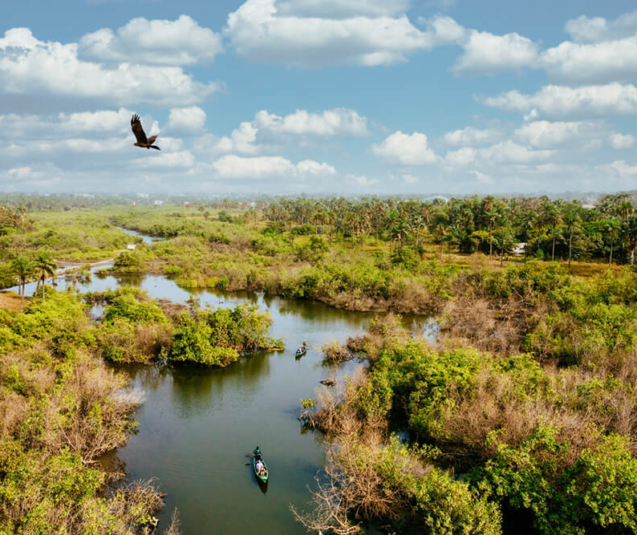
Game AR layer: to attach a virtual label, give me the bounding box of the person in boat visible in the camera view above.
[255,458,266,476]
[297,341,307,353]
[253,446,262,461]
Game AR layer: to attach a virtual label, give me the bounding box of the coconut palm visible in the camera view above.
[562,209,580,268]
[34,253,57,299]
[606,218,620,267]
[619,200,634,221]
[12,257,33,310]
[544,205,563,261]
[624,215,637,266]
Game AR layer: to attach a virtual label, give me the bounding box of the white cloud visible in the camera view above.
[480,141,554,164]
[606,160,637,178]
[423,16,466,44]
[347,174,379,186]
[225,0,462,67]
[444,147,477,167]
[453,30,538,75]
[201,122,261,155]
[255,108,368,136]
[194,107,370,158]
[0,109,132,140]
[402,173,419,184]
[166,107,207,134]
[5,166,38,179]
[372,131,439,165]
[79,15,223,65]
[297,160,337,175]
[609,132,636,149]
[514,120,600,149]
[210,155,336,179]
[470,170,494,184]
[0,110,183,160]
[539,36,637,83]
[443,126,501,146]
[134,150,195,168]
[155,137,184,152]
[0,28,219,106]
[564,11,637,43]
[482,83,637,119]
[57,108,133,134]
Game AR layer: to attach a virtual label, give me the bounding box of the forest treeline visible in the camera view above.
[4,192,637,264]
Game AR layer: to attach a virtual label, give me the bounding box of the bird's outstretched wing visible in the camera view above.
[131,114,148,144]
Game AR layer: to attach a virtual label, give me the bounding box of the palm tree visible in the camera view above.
[562,209,580,269]
[624,215,637,266]
[606,218,620,267]
[34,253,57,299]
[494,225,515,267]
[619,200,634,221]
[434,224,450,261]
[482,197,496,258]
[545,206,563,261]
[12,257,33,310]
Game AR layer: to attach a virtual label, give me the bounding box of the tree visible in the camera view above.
[471,230,490,255]
[562,209,580,269]
[624,215,637,266]
[482,198,497,259]
[33,253,57,299]
[434,224,450,261]
[493,224,516,267]
[619,200,634,221]
[606,218,620,267]
[12,257,33,310]
[544,204,563,261]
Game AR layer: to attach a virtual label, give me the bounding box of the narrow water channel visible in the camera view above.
[6,230,435,534]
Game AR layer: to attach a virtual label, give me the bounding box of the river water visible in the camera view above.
[6,230,435,534]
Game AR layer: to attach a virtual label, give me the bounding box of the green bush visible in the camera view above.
[103,294,168,324]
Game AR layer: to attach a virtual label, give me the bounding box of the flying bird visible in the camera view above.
[131,114,160,150]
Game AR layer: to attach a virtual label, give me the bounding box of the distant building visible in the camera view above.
[154,200,164,206]
[513,242,527,255]
[184,201,191,207]
[127,244,136,250]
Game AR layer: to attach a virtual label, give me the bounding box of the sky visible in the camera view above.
[2,0,637,196]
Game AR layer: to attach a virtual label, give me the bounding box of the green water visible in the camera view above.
[117,290,380,535]
[31,262,433,534]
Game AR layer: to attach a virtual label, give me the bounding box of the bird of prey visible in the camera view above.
[131,114,160,150]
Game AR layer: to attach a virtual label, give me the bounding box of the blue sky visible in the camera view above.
[2,0,637,196]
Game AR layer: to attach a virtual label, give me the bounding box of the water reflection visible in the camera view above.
[117,227,164,245]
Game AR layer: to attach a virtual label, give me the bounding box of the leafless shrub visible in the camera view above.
[322,340,352,362]
[291,430,412,535]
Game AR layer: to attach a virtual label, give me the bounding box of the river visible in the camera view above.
[5,231,435,534]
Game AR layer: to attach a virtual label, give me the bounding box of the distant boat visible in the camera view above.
[295,343,307,357]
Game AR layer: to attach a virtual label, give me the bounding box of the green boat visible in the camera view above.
[252,448,269,484]
[295,342,308,358]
